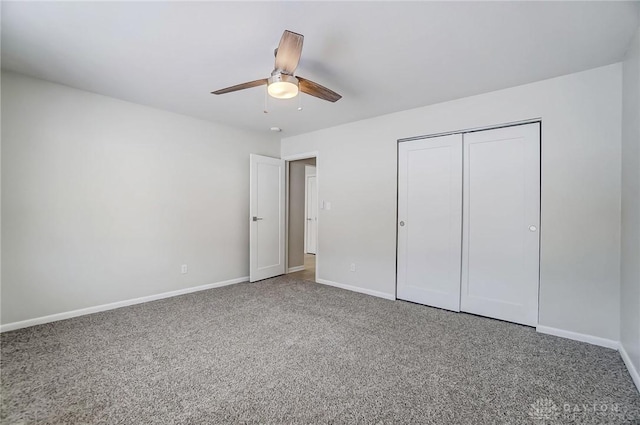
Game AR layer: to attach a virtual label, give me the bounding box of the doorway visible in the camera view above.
[285,155,318,282]
[304,165,317,255]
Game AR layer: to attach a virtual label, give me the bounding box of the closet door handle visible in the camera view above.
[253,216,263,222]
[399,221,405,227]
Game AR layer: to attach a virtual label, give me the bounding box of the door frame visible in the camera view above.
[283,151,319,280]
[395,118,542,324]
[304,165,317,254]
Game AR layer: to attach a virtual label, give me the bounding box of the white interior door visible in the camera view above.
[397,134,463,311]
[461,123,540,326]
[304,165,317,254]
[250,154,285,282]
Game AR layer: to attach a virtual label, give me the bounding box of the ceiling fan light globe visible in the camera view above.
[268,81,298,99]
[267,74,299,99]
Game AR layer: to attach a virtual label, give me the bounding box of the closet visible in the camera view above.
[397,122,540,326]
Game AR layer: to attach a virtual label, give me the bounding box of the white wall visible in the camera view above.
[1,71,280,325]
[282,64,622,341]
[621,25,640,386]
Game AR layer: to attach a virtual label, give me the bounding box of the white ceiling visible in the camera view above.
[2,1,638,136]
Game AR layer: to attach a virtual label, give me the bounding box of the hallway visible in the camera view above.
[288,254,315,282]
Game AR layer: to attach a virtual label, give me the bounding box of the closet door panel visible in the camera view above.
[397,134,463,311]
[461,123,540,326]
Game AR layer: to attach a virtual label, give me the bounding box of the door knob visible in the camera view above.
[399,221,405,227]
[252,217,263,222]
[529,225,537,232]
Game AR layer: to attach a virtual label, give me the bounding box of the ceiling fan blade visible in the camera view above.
[274,30,304,74]
[297,77,342,102]
[211,79,268,95]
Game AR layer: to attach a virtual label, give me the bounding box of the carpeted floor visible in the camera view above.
[2,275,639,424]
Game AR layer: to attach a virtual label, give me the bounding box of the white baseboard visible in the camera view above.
[316,278,395,301]
[0,276,249,333]
[619,343,640,393]
[287,265,305,273]
[536,325,619,350]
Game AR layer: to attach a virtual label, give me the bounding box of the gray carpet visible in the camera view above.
[2,275,639,424]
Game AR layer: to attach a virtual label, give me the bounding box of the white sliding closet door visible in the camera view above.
[397,134,463,311]
[461,123,540,326]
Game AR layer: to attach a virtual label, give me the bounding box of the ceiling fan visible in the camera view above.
[211,30,342,103]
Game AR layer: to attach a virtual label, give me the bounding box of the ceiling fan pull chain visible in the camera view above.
[298,92,303,111]
[263,86,269,114]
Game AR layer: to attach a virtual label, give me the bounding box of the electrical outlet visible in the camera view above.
[181,264,188,274]
[350,263,356,272]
